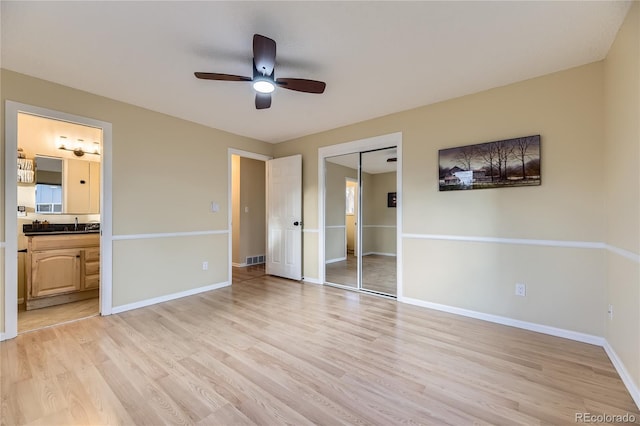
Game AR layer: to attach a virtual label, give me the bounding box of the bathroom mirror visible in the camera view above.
[33,155,100,214]
[35,156,63,213]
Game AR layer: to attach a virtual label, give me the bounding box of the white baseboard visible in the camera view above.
[400,297,604,346]
[303,277,322,285]
[232,262,247,267]
[112,281,230,314]
[603,340,640,409]
[0,332,6,342]
[362,252,397,257]
[325,257,346,264]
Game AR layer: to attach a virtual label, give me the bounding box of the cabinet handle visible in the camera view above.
[76,255,81,258]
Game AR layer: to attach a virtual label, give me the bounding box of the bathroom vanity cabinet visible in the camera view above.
[25,232,100,310]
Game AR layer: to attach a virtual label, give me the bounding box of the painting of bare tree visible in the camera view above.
[439,135,540,191]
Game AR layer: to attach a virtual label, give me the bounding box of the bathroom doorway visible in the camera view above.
[4,101,113,341]
[17,113,102,333]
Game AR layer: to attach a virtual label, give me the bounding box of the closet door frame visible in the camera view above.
[318,132,403,298]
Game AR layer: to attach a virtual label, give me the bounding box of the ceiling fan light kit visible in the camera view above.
[195,34,326,110]
[253,79,275,94]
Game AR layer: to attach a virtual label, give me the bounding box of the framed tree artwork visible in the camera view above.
[438,135,541,191]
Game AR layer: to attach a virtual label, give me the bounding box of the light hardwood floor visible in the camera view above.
[325,254,397,296]
[2,270,638,425]
[18,297,99,334]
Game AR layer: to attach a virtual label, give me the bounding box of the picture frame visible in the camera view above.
[387,192,397,208]
[438,135,541,191]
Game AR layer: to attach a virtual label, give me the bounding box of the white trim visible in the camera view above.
[362,252,397,257]
[303,277,322,285]
[603,340,640,409]
[112,230,229,241]
[112,281,230,314]
[604,244,640,263]
[232,262,247,267]
[401,234,640,263]
[362,225,397,228]
[325,225,346,229]
[325,257,347,264]
[400,296,604,346]
[4,101,114,339]
[402,233,605,249]
[0,332,6,342]
[303,228,320,233]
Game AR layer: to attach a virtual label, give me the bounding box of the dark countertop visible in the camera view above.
[24,230,100,236]
[23,222,100,236]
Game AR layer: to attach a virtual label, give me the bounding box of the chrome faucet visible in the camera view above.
[74,217,78,231]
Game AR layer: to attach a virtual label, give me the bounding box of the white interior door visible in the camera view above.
[266,155,302,280]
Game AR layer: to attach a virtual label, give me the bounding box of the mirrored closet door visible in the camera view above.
[324,147,397,296]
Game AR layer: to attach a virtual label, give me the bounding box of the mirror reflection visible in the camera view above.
[361,148,397,296]
[35,156,63,213]
[324,147,397,296]
[324,153,359,288]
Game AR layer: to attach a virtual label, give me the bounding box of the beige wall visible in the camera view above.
[275,61,607,336]
[604,2,640,397]
[1,70,273,329]
[238,157,265,264]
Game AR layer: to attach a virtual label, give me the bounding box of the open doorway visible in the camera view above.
[4,101,113,341]
[230,151,268,284]
[16,113,102,333]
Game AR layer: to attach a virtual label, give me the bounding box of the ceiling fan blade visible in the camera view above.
[255,93,271,110]
[253,34,276,76]
[194,72,252,82]
[276,78,326,94]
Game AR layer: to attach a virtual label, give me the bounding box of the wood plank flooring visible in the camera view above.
[1,269,638,425]
[18,297,99,334]
[325,254,397,296]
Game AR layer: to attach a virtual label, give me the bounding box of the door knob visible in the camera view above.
[293,221,300,226]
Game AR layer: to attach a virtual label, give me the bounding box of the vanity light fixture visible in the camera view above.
[57,136,101,157]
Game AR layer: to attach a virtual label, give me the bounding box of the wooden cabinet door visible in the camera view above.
[65,159,100,214]
[31,249,81,298]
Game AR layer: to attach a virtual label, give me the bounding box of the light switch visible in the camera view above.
[244,206,249,213]
[210,202,219,213]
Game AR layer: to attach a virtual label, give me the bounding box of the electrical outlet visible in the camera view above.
[515,283,526,297]
[202,261,208,271]
[608,304,613,320]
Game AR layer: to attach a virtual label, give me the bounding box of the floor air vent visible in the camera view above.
[246,255,265,265]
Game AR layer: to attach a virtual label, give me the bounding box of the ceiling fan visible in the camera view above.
[195,34,326,110]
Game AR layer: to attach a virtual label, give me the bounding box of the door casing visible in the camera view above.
[318,132,403,297]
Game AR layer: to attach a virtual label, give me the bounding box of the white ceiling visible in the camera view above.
[1,1,631,144]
